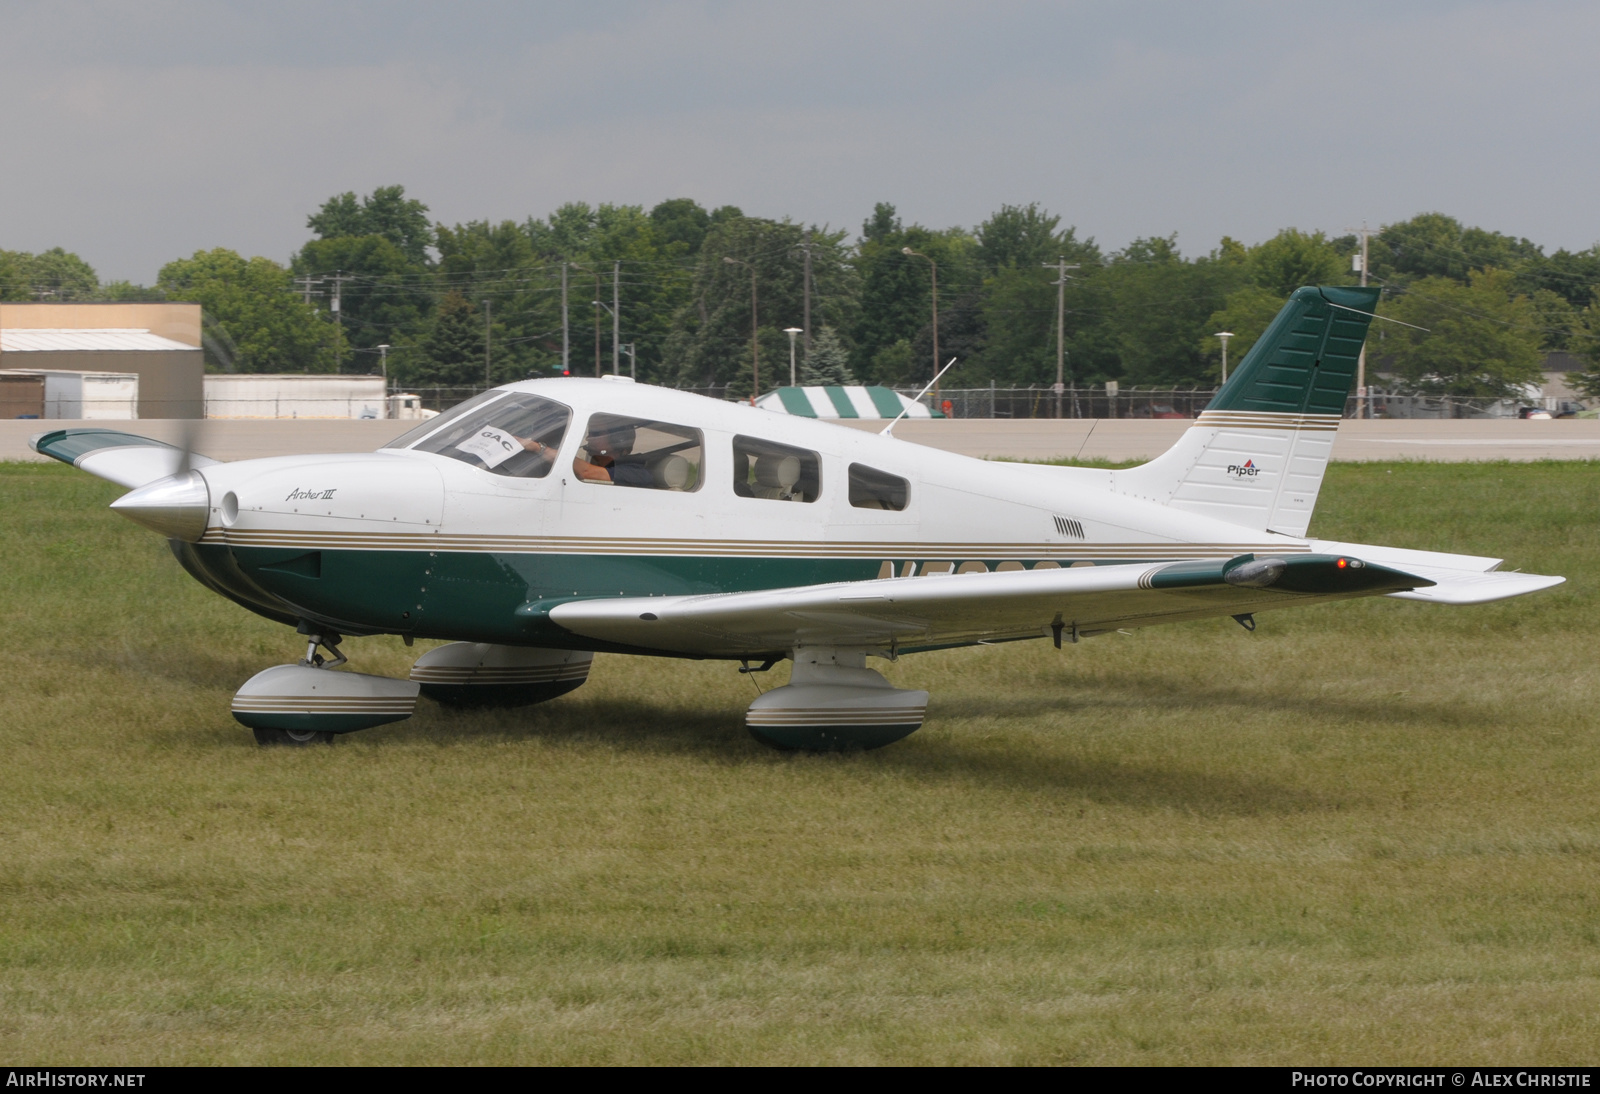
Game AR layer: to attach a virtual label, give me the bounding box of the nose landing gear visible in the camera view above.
[233,628,420,746]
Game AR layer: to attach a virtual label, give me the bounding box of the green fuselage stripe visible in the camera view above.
[183,544,1162,651]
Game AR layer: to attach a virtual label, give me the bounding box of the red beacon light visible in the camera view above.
[1337,558,1348,569]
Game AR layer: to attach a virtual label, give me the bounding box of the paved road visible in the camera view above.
[6,416,1600,465]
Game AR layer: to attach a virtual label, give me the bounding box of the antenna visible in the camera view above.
[882,357,958,436]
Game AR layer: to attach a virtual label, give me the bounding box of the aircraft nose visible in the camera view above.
[109,469,210,542]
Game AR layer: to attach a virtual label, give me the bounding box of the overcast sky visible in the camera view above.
[3,0,1596,283]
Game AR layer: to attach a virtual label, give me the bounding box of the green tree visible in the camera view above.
[158,248,341,372]
[413,292,486,387]
[1380,269,1545,400]
[1095,236,1245,387]
[799,327,854,385]
[524,202,697,384]
[0,250,28,300]
[307,184,434,265]
[293,233,433,372]
[1371,213,1542,286]
[0,247,99,300]
[1246,228,1350,297]
[666,216,855,396]
[648,198,713,256]
[975,206,1102,387]
[431,219,545,383]
[851,202,977,384]
[1200,286,1284,380]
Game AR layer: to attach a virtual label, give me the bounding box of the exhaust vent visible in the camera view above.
[1052,515,1085,539]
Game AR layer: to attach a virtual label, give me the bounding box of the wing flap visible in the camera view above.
[548,553,1432,657]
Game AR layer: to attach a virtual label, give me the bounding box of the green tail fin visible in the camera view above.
[1208,285,1380,414]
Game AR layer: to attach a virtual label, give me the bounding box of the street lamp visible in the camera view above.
[1215,331,1234,384]
[783,327,802,386]
[723,256,759,404]
[902,247,941,401]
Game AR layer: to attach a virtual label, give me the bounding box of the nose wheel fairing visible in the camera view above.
[231,663,420,735]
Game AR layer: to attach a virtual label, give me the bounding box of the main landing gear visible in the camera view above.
[745,648,929,752]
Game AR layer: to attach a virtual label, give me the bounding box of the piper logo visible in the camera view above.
[1227,459,1260,478]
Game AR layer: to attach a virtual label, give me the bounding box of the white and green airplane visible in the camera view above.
[33,286,1562,749]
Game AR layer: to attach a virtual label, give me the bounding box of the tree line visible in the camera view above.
[7,188,1600,401]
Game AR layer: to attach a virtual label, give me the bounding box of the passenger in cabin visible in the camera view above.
[572,423,653,487]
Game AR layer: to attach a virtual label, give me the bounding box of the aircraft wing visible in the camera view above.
[549,552,1440,659]
[1307,539,1566,605]
[31,428,217,489]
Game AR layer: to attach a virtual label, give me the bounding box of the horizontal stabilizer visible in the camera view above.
[30,428,217,489]
[1309,539,1565,605]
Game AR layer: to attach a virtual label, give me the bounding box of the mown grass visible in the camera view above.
[1,460,1596,1065]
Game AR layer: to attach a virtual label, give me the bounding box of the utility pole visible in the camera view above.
[723,256,759,403]
[326,271,352,372]
[484,298,492,385]
[802,229,813,356]
[902,248,940,402]
[1043,257,1080,418]
[592,269,601,378]
[612,260,620,376]
[561,263,569,375]
[1353,222,1372,419]
[293,275,323,306]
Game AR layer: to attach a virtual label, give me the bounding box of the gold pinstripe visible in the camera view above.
[199,527,1310,560]
[1194,410,1342,432]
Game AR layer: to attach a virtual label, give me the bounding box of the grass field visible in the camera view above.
[1,459,1597,1065]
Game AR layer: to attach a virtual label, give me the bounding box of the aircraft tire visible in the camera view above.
[252,727,335,747]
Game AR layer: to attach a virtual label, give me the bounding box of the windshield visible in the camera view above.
[382,389,505,451]
[404,392,572,478]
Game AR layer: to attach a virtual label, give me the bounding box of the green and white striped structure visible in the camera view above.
[756,385,944,419]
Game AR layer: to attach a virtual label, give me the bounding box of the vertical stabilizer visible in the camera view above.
[1112,285,1378,538]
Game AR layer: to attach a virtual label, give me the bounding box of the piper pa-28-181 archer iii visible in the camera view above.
[33,286,1564,749]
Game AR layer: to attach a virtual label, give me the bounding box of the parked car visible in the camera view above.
[1518,406,1553,419]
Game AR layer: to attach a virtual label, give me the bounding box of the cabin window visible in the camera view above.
[848,463,909,511]
[575,413,703,491]
[731,436,820,502]
[406,392,571,479]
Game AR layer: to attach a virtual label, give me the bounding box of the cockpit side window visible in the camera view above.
[731,435,820,502]
[407,392,571,479]
[848,463,909,511]
[575,413,703,491]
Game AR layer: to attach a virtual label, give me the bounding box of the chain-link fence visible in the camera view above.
[385,384,1593,421]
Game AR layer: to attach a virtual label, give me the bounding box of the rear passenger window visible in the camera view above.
[848,464,909,511]
[732,436,820,502]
